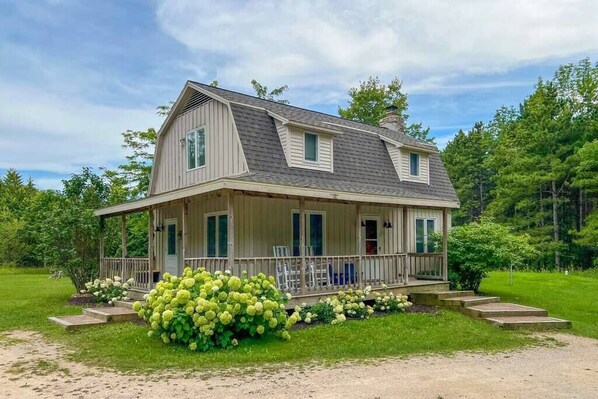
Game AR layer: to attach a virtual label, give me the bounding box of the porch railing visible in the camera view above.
[407,253,444,280]
[99,257,151,292]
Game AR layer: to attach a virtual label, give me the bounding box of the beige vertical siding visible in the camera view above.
[400,150,429,184]
[384,142,402,180]
[151,100,248,195]
[153,195,452,272]
[274,120,290,164]
[288,127,333,173]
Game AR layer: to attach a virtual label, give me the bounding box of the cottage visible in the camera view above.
[95,81,459,301]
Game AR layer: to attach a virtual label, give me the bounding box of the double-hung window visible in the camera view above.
[304,132,318,162]
[206,213,227,257]
[410,152,420,176]
[415,218,436,253]
[187,128,206,170]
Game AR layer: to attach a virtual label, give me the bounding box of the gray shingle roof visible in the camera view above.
[191,82,458,204]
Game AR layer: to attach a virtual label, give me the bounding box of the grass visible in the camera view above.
[0,270,537,372]
[480,270,598,339]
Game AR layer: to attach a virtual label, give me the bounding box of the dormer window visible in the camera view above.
[304,132,319,162]
[187,127,206,170]
[409,153,420,176]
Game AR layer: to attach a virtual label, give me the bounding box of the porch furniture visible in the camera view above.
[304,246,331,287]
[273,246,300,291]
[329,263,357,286]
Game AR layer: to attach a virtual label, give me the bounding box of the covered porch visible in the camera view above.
[97,186,450,298]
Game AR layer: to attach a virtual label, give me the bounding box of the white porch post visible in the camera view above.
[121,214,128,279]
[148,208,155,289]
[402,206,409,285]
[442,208,449,282]
[299,198,306,294]
[99,216,105,277]
[356,204,362,288]
[182,201,188,266]
[227,191,235,271]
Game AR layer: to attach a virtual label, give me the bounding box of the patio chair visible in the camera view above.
[303,246,331,288]
[273,246,300,291]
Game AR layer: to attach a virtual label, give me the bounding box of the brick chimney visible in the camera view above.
[379,105,405,133]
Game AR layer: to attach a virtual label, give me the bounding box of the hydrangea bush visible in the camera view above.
[372,286,412,312]
[134,267,300,351]
[300,285,411,325]
[81,276,133,304]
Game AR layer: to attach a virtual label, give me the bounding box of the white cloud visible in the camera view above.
[0,79,161,174]
[156,0,598,100]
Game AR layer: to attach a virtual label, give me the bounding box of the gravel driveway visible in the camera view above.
[1,330,597,398]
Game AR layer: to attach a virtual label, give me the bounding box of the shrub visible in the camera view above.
[135,267,300,351]
[81,276,133,304]
[372,286,412,312]
[446,219,537,292]
[300,287,377,325]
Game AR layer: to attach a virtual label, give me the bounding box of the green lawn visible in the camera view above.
[0,271,536,372]
[480,271,598,339]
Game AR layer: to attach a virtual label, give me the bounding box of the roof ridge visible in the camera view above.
[191,81,437,149]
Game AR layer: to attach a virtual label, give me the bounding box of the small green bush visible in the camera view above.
[446,219,537,292]
[372,287,411,312]
[81,276,132,303]
[135,267,300,351]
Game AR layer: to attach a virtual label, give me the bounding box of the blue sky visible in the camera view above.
[1,0,597,190]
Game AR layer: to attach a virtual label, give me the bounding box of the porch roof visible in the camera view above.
[94,178,459,217]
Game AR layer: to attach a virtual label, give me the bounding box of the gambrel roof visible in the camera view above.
[191,82,458,204]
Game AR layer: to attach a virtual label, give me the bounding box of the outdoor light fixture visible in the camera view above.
[383,219,393,229]
[179,138,186,148]
[154,224,164,233]
[361,220,366,227]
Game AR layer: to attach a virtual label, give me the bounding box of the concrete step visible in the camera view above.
[82,306,139,322]
[441,296,501,307]
[113,300,135,310]
[48,315,107,330]
[463,302,548,318]
[485,316,572,330]
[411,290,475,305]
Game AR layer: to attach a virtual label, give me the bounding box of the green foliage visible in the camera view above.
[442,122,495,225]
[81,276,133,303]
[250,79,290,104]
[136,267,299,351]
[338,76,434,143]
[372,288,412,313]
[447,219,537,292]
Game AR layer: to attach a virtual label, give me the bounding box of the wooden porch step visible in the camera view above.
[410,290,474,305]
[485,316,572,330]
[48,315,107,330]
[113,300,135,310]
[440,296,501,307]
[463,303,548,318]
[82,307,139,322]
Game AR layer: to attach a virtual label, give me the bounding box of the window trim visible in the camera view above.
[303,132,319,163]
[204,211,228,257]
[186,126,206,171]
[291,209,326,256]
[415,217,436,253]
[362,215,381,255]
[409,152,420,177]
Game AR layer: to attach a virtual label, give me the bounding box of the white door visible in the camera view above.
[164,218,179,276]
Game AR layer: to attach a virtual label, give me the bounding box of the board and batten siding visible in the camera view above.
[400,149,429,184]
[405,208,451,253]
[288,127,333,173]
[151,100,248,195]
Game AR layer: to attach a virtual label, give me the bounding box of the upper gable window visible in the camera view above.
[304,132,318,162]
[187,128,206,170]
[409,153,420,176]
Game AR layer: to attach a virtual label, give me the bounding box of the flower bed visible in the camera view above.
[134,267,300,352]
[81,276,133,304]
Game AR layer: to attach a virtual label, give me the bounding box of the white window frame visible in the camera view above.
[186,126,206,171]
[415,217,436,253]
[204,211,228,257]
[291,209,326,255]
[303,132,319,163]
[362,215,381,255]
[409,152,420,177]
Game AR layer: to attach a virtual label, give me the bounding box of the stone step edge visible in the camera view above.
[484,316,572,330]
[48,315,107,330]
[440,296,501,307]
[82,307,139,322]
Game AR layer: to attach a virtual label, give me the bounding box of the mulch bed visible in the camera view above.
[68,294,109,307]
